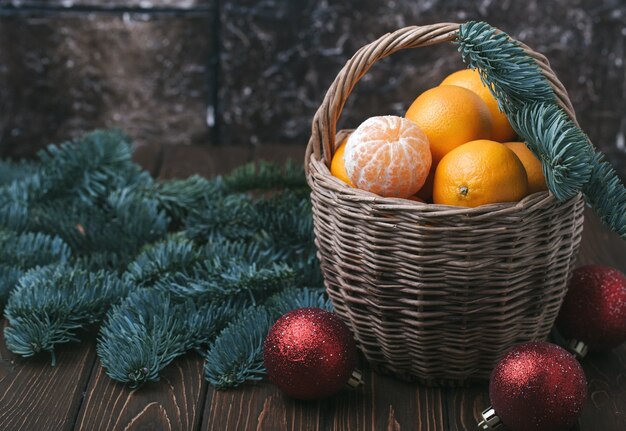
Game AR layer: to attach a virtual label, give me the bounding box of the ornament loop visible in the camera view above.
[567,338,589,359]
[347,368,364,388]
[478,407,503,430]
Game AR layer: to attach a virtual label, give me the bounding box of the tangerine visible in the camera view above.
[405,85,492,165]
[344,116,431,198]
[440,68,516,142]
[330,139,354,186]
[433,140,528,207]
[504,141,548,194]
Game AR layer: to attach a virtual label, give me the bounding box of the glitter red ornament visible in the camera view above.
[556,265,626,353]
[479,342,587,431]
[263,307,360,400]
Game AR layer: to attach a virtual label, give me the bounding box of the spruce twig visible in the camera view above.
[3,265,126,362]
[97,289,239,387]
[203,306,274,389]
[456,21,555,113]
[583,152,626,238]
[265,287,333,317]
[222,160,308,193]
[510,103,595,201]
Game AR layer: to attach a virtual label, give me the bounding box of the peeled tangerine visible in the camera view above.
[344,116,431,198]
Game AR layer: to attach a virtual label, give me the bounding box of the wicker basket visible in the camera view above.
[305,23,585,386]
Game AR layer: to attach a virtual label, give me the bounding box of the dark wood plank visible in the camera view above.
[445,384,489,431]
[202,366,446,431]
[0,320,97,431]
[157,145,253,179]
[74,355,206,431]
[578,345,626,430]
[445,209,626,430]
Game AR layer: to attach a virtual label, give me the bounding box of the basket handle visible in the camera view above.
[305,23,578,171]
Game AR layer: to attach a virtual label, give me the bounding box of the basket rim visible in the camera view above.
[307,144,583,218]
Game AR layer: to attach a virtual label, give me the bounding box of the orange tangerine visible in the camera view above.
[503,141,548,194]
[440,68,516,142]
[344,116,431,198]
[405,85,492,165]
[330,139,354,186]
[433,140,528,207]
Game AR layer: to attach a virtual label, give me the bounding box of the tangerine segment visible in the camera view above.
[344,116,431,198]
[405,86,492,165]
[503,141,548,194]
[440,69,516,142]
[330,139,354,186]
[433,139,528,207]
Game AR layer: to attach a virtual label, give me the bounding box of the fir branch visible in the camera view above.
[583,152,626,239]
[0,159,38,185]
[0,266,23,305]
[185,300,246,351]
[456,21,555,112]
[37,129,146,204]
[265,287,333,317]
[3,265,126,364]
[510,103,595,201]
[203,306,274,389]
[0,231,71,304]
[154,176,225,224]
[97,289,187,386]
[0,175,40,231]
[162,259,295,303]
[97,289,238,387]
[0,230,71,270]
[184,194,260,243]
[124,175,225,228]
[25,189,168,267]
[223,160,308,193]
[126,236,202,287]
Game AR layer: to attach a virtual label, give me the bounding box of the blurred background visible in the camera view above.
[0,0,624,177]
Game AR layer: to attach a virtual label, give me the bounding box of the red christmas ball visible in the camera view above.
[489,342,587,431]
[263,307,357,400]
[556,265,626,350]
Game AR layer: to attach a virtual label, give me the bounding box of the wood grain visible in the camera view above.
[578,345,626,430]
[202,367,447,431]
[445,384,489,431]
[0,321,97,431]
[74,355,206,431]
[157,145,254,180]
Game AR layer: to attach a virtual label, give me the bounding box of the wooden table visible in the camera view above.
[0,145,624,431]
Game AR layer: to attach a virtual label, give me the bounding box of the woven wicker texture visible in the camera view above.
[305,23,586,385]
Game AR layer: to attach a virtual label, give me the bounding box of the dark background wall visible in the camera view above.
[0,0,624,177]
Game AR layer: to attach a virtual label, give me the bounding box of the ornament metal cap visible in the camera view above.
[550,327,589,359]
[347,368,364,388]
[477,407,503,430]
[566,338,589,359]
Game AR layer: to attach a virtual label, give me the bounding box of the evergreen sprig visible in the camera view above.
[4,265,126,365]
[37,129,144,204]
[583,152,626,238]
[0,160,37,185]
[510,103,595,201]
[97,289,239,387]
[222,159,308,193]
[0,175,39,231]
[0,231,71,303]
[265,286,333,316]
[456,21,555,112]
[203,306,273,389]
